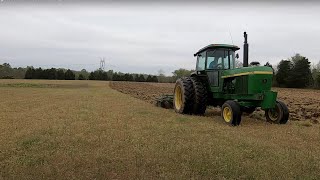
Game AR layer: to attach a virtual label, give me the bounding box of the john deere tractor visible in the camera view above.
[174,32,289,126]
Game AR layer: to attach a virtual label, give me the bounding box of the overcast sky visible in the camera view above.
[1,1,320,75]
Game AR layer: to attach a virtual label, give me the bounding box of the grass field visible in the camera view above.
[1,79,320,179]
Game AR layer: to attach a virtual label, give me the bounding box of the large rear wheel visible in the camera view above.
[190,77,207,115]
[265,101,289,124]
[174,77,194,114]
[221,100,242,126]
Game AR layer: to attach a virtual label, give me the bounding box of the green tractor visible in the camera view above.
[174,32,289,126]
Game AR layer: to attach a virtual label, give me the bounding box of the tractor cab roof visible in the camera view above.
[194,44,240,56]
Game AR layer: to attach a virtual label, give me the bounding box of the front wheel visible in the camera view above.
[221,100,242,126]
[265,101,289,124]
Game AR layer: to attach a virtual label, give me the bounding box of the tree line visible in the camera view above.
[22,66,159,82]
[274,54,320,88]
[1,53,320,88]
[112,72,158,82]
[25,67,76,80]
[0,63,189,83]
[0,63,26,79]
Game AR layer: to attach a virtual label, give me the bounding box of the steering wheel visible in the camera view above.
[213,63,223,69]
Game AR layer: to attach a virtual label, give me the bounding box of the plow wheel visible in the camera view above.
[190,77,207,115]
[174,77,195,114]
[265,101,289,124]
[221,100,242,126]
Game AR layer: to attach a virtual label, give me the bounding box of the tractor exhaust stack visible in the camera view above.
[243,32,249,67]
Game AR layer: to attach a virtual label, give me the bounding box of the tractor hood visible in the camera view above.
[221,66,273,79]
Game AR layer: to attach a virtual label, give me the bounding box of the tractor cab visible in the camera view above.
[194,44,240,72]
[193,44,240,90]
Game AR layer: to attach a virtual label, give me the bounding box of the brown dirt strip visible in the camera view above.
[109,82,173,104]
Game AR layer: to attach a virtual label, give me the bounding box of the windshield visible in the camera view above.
[206,49,235,69]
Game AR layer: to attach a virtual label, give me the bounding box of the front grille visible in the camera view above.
[235,76,248,94]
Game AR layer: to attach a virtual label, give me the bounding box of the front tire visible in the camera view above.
[265,100,289,124]
[173,77,195,114]
[221,100,242,126]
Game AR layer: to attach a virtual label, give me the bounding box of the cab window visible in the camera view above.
[207,50,224,69]
[229,51,235,69]
[207,49,235,70]
[223,52,230,69]
[196,51,206,71]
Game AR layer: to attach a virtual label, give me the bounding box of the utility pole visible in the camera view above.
[100,57,105,71]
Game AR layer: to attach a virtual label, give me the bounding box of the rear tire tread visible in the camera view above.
[190,77,207,115]
[174,77,195,114]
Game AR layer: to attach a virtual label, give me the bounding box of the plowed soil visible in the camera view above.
[110,82,173,104]
[110,81,320,122]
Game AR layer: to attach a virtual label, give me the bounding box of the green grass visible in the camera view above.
[0,82,53,88]
[1,79,320,179]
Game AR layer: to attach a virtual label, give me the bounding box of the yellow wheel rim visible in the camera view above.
[223,106,232,123]
[174,85,183,110]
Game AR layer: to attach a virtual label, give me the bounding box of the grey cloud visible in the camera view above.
[0,3,320,75]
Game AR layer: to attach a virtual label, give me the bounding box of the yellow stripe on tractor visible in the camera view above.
[221,71,273,78]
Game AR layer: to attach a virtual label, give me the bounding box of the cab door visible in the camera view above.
[205,50,224,92]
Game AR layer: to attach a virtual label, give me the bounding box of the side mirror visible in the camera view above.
[236,53,239,59]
